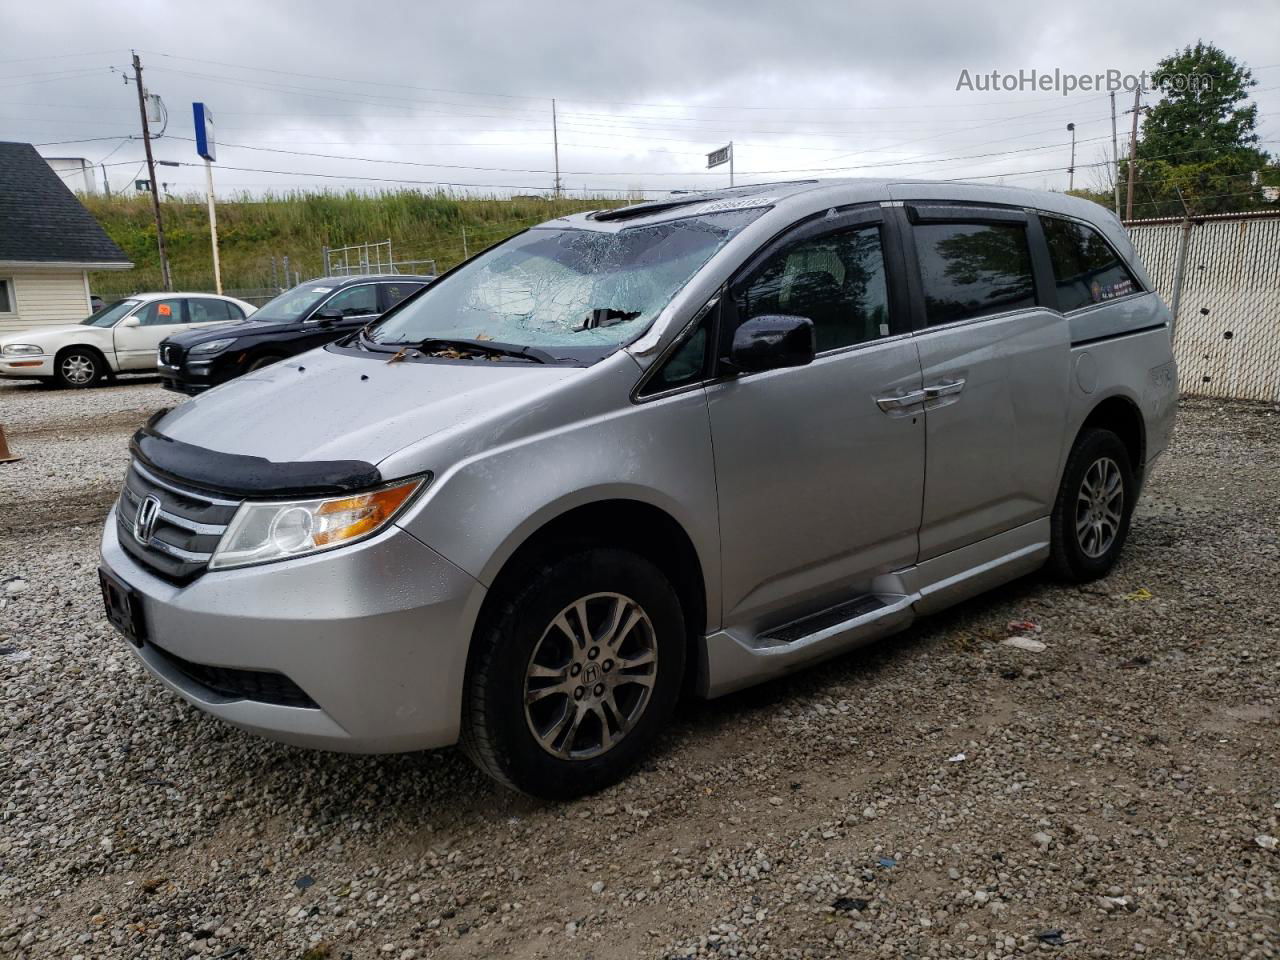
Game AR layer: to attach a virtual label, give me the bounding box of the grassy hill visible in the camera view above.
[83,191,626,299]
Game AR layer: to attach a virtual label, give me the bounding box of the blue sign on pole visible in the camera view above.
[193,102,216,162]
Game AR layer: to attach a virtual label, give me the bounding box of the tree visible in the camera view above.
[1120,41,1272,219]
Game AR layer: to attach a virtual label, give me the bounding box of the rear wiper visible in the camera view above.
[407,337,555,364]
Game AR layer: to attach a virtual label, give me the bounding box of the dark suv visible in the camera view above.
[158,274,432,395]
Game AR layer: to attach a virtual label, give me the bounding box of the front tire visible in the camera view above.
[1049,428,1135,582]
[246,353,285,372]
[461,547,686,799]
[54,348,104,388]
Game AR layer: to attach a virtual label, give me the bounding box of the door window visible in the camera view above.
[739,225,891,353]
[187,298,240,324]
[136,299,187,325]
[380,282,423,312]
[321,285,378,317]
[913,222,1036,325]
[1040,216,1141,312]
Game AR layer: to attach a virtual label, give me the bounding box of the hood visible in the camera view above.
[155,345,581,466]
[0,324,109,345]
[164,319,283,347]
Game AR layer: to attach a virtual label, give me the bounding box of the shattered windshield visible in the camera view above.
[367,208,765,356]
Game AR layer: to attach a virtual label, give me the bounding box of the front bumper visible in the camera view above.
[158,361,213,395]
[100,508,486,753]
[0,355,52,378]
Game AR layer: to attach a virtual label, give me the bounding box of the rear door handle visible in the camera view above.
[875,389,926,412]
[924,378,966,400]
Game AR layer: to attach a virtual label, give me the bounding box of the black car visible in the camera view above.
[158,274,433,395]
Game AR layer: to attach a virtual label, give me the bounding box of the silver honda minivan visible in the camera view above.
[99,179,1178,798]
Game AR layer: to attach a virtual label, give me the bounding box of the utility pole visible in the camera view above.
[100,162,111,199]
[130,51,171,290]
[1066,123,1076,192]
[729,140,734,187]
[1124,86,1141,223]
[551,98,562,198]
[1110,91,1120,218]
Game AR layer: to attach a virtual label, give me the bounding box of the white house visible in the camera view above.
[0,142,132,336]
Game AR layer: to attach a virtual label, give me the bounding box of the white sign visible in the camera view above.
[706,144,732,169]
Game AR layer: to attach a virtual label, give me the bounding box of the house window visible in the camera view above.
[0,279,13,314]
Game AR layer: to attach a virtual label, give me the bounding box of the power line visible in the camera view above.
[159,130,1115,179]
[0,50,118,67]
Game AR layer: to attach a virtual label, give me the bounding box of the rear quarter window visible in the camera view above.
[1041,215,1141,312]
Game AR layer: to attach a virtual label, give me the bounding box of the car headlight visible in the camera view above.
[189,338,238,355]
[208,476,427,570]
[2,344,42,356]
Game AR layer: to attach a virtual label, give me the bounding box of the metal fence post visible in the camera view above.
[1168,218,1193,342]
[322,245,330,276]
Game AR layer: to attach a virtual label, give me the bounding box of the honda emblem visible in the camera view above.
[134,495,161,545]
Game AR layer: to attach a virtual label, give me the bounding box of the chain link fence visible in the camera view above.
[1130,211,1280,403]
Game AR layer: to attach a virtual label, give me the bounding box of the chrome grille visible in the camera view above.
[160,343,183,366]
[116,460,240,581]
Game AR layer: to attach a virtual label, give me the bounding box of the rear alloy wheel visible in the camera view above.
[462,548,685,799]
[1049,428,1135,582]
[55,350,102,388]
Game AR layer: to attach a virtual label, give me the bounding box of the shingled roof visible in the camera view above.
[0,142,131,266]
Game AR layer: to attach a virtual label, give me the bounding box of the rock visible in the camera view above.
[1003,636,1047,653]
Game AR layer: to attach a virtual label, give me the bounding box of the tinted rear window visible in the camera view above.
[1041,216,1140,312]
[913,222,1036,326]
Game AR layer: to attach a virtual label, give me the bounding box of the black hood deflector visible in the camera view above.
[131,413,382,498]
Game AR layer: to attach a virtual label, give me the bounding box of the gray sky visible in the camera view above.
[3,0,1277,209]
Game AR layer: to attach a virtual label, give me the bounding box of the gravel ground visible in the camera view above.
[0,379,1277,960]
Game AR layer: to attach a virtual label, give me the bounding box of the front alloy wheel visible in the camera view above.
[56,351,100,388]
[524,592,659,760]
[462,547,685,799]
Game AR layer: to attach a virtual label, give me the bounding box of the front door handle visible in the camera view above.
[924,378,966,400]
[875,389,926,412]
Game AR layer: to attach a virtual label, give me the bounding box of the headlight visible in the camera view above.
[208,476,427,570]
[189,338,238,355]
[2,344,42,356]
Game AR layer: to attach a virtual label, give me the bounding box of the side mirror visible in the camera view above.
[727,315,816,374]
[120,315,141,328]
[311,310,343,325]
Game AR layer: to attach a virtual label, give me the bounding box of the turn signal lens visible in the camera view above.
[209,476,427,570]
[313,484,420,547]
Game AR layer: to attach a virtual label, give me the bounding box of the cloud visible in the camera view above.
[6,0,1277,197]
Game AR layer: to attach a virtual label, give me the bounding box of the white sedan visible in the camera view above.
[0,292,257,388]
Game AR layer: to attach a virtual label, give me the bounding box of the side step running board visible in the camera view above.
[757,594,887,646]
[700,593,916,698]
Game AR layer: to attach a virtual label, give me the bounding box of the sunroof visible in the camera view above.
[589,197,719,223]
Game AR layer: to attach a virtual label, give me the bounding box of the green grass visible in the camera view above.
[84,190,629,298]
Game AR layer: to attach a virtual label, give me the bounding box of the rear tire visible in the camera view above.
[54,348,104,388]
[461,547,686,799]
[1049,428,1135,582]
